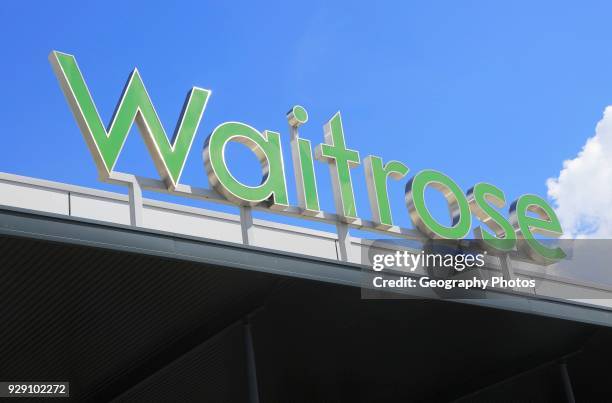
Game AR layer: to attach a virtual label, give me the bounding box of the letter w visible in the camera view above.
[49,51,211,188]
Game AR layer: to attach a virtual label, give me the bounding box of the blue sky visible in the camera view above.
[1,1,611,235]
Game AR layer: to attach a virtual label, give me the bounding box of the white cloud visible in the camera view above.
[547,106,612,238]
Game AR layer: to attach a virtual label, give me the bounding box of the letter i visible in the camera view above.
[287,105,321,215]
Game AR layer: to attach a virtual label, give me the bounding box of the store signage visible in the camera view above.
[50,51,566,263]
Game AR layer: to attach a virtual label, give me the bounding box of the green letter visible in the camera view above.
[287,105,320,215]
[364,156,409,228]
[315,112,360,221]
[203,122,289,209]
[510,194,566,263]
[467,183,516,252]
[405,170,471,239]
[49,51,210,189]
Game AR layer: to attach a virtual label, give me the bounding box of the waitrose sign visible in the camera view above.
[50,51,565,264]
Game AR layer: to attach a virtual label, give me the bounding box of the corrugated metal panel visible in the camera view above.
[112,322,249,403]
[0,235,277,401]
[1,212,612,401]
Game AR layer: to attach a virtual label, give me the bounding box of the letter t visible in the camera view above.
[315,112,360,221]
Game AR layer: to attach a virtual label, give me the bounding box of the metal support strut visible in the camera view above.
[244,319,259,403]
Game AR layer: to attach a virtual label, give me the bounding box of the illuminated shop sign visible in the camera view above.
[50,51,565,263]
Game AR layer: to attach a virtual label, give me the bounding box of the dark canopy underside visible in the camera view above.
[1,207,611,402]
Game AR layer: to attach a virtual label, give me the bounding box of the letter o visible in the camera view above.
[405,170,471,239]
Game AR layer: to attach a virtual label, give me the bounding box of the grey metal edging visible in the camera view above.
[0,205,364,288]
[5,170,610,290]
[2,205,612,328]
